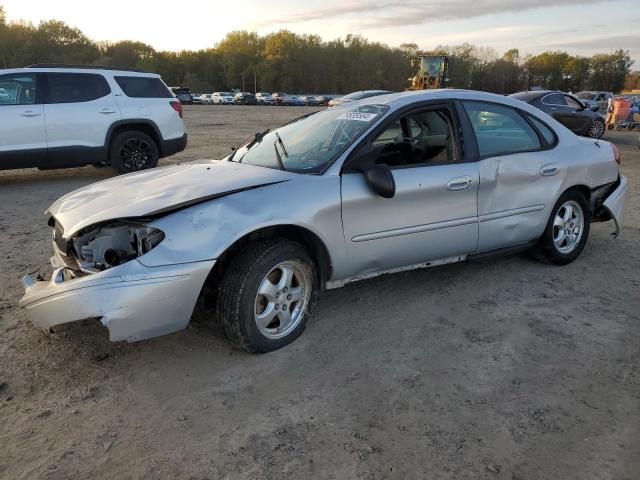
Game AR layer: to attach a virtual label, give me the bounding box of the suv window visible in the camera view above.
[463,101,541,157]
[371,107,458,167]
[0,74,37,105]
[46,73,110,104]
[115,76,172,98]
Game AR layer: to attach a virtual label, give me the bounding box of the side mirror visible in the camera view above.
[364,164,396,198]
[348,145,396,198]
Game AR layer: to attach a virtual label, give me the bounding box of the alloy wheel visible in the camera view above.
[254,260,311,339]
[588,120,604,138]
[553,200,584,254]
[119,138,153,171]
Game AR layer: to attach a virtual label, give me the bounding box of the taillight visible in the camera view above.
[170,100,183,118]
[611,143,621,165]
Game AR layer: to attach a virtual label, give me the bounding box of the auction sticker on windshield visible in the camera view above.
[338,112,379,121]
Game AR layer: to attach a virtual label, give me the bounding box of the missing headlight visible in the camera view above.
[70,221,165,272]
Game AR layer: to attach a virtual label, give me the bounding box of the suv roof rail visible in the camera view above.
[27,64,150,73]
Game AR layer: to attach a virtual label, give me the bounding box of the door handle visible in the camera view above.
[20,110,41,117]
[99,108,117,114]
[541,165,559,176]
[447,176,473,191]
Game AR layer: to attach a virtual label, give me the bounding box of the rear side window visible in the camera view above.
[115,76,173,98]
[463,101,541,157]
[46,73,110,104]
[526,114,556,146]
[0,74,37,105]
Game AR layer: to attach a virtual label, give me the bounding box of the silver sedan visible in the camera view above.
[20,90,629,352]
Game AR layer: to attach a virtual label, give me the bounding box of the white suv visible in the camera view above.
[0,65,187,173]
[211,92,234,105]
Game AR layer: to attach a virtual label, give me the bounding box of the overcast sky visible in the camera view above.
[2,0,639,65]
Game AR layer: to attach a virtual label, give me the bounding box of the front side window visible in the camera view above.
[0,74,37,106]
[115,76,173,98]
[565,95,582,109]
[47,73,110,104]
[231,104,388,173]
[463,101,541,157]
[371,107,458,167]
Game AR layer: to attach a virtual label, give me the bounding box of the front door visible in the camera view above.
[341,104,479,276]
[0,72,47,169]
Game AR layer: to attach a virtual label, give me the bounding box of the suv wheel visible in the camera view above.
[216,239,318,353]
[110,131,159,174]
[535,190,590,265]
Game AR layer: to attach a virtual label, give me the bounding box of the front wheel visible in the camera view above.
[588,118,605,139]
[535,190,590,265]
[216,239,318,353]
[109,131,159,174]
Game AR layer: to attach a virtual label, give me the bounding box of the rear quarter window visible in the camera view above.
[115,76,173,98]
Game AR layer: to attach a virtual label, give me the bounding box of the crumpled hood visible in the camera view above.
[48,160,292,237]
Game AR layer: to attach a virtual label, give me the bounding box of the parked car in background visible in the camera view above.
[299,95,325,106]
[328,90,394,107]
[211,92,235,105]
[191,93,203,105]
[0,65,186,173]
[510,90,606,139]
[290,96,306,106]
[576,91,613,112]
[256,92,276,105]
[234,92,257,105]
[272,92,293,106]
[20,90,627,353]
[171,87,193,105]
[199,93,213,105]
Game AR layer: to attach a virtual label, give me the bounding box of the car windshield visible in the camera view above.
[230,103,388,173]
[576,92,597,100]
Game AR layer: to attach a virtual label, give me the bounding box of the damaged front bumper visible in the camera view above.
[19,257,215,342]
[601,175,629,238]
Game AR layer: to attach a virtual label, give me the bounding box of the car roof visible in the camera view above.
[1,66,160,77]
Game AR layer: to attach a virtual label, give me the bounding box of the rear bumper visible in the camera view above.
[602,175,629,238]
[161,133,187,158]
[19,258,214,342]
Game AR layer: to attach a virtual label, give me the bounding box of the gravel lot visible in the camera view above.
[1,105,639,480]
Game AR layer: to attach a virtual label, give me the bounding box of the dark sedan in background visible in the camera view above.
[234,92,257,105]
[510,90,606,139]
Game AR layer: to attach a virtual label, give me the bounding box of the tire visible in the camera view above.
[109,131,159,174]
[216,239,319,353]
[535,190,590,265]
[588,118,605,139]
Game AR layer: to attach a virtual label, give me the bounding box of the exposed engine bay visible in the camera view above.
[58,221,165,274]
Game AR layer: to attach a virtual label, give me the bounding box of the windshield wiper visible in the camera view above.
[273,141,286,171]
[275,132,289,157]
[230,129,270,162]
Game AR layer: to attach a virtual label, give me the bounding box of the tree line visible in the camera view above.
[0,6,635,94]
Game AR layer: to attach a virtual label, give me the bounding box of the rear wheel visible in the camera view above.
[535,190,590,265]
[216,239,318,353]
[110,131,159,174]
[588,118,605,139]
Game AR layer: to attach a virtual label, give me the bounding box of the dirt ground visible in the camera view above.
[1,105,639,480]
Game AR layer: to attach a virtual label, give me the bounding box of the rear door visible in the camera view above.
[462,100,558,251]
[43,72,121,166]
[0,72,47,168]
[341,103,479,274]
[111,75,184,142]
